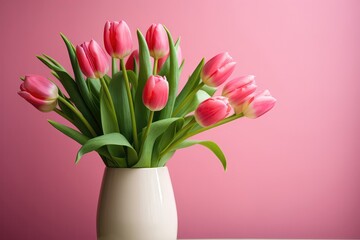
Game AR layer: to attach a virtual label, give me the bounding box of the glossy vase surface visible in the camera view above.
[97,167,177,240]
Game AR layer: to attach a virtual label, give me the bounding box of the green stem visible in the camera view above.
[112,57,117,77]
[120,58,139,151]
[172,82,205,116]
[153,58,158,75]
[160,113,244,158]
[142,111,154,147]
[58,96,97,137]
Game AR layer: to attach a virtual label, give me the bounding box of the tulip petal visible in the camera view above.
[89,40,109,78]
[23,75,58,100]
[76,44,96,78]
[104,21,114,56]
[195,96,231,127]
[18,91,57,112]
[242,90,276,118]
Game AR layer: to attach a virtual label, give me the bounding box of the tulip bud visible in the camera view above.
[222,75,257,107]
[125,49,139,71]
[18,75,58,112]
[157,44,182,72]
[146,23,169,59]
[143,75,169,111]
[104,20,133,59]
[195,96,232,127]
[201,52,236,87]
[76,40,109,78]
[240,90,276,118]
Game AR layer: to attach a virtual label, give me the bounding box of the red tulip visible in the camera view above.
[18,75,58,112]
[76,40,109,78]
[125,49,139,71]
[240,90,276,118]
[222,75,257,107]
[104,20,133,59]
[201,52,236,87]
[143,75,169,111]
[146,24,169,59]
[195,96,231,127]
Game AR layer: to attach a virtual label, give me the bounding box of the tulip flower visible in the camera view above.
[143,75,169,111]
[222,75,257,107]
[195,96,232,127]
[76,40,109,78]
[104,20,133,59]
[146,24,169,59]
[201,52,236,87]
[157,44,182,72]
[239,90,276,118]
[18,75,58,112]
[125,49,139,71]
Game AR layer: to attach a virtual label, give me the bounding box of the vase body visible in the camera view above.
[97,167,178,240]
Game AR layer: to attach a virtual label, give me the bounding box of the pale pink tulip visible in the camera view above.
[143,75,169,111]
[240,90,276,118]
[104,20,133,59]
[201,52,236,87]
[18,75,58,112]
[157,44,182,72]
[146,23,169,59]
[76,40,109,78]
[195,96,232,127]
[222,75,257,107]
[125,49,139,71]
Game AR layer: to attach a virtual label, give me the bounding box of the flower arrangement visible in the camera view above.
[18,21,276,169]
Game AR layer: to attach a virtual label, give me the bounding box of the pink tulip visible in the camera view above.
[125,49,139,71]
[201,52,236,87]
[239,90,276,118]
[143,75,169,111]
[195,96,232,127]
[222,75,257,107]
[18,75,58,112]
[76,40,109,78]
[157,44,182,72]
[146,23,169,59]
[104,20,133,59]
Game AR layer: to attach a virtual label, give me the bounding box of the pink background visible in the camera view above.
[1,0,360,239]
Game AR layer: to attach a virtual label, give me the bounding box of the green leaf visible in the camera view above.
[158,151,176,167]
[127,70,138,91]
[60,33,100,126]
[134,30,151,133]
[57,100,93,137]
[175,140,227,170]
[48,120,89,145]
[158,28,179,119]
[75,133,137,167]
[100,85,125,159]
[42,54,65,69]
[152,118,184,166]
[37,55,63,72]
[158,38,181,76]
[174,59,204,109]
[87,78,100,105]
[109,72,132,141]
[134,118,181,168]
[50,70,101,135]
[175,90,210,117]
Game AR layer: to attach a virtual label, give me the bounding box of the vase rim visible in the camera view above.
[105,166,168,170]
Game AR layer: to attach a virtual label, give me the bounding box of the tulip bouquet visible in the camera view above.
[18,21,276,169]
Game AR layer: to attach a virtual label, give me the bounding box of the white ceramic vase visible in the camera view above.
[97,167,178,240]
